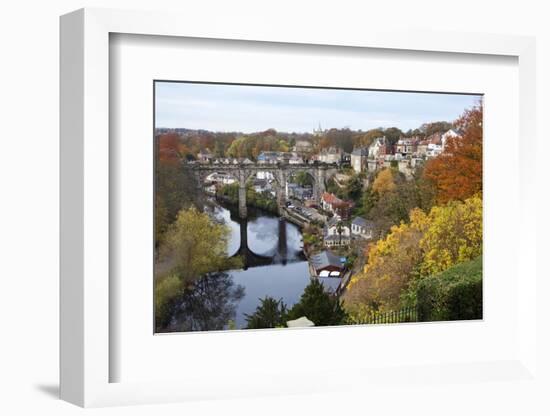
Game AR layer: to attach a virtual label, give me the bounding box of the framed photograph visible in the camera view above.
[152,81,483,334]
[60,8,538,407]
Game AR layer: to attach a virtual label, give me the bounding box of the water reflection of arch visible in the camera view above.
[227,209,303,270]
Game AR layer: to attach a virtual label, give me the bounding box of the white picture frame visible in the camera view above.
[60,7,538,408]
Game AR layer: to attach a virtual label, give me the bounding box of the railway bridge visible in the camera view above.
[188,163,338,218]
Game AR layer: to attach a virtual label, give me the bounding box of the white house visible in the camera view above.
[395,137,419,156]
[317,147,343,164]
[207,172,237,185]
[289,155,304,164]
[425,132,443,158]
[197,148,213,163]
[351,217,375,239]
[323,218,351,247]
[368,137,389,159]
[256,171,274,181]
[441,128,461,151]
[426,143,442,158]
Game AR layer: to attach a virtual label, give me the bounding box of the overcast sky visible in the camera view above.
[155,81,481,134]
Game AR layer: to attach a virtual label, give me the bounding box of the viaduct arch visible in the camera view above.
[189,163,338,218]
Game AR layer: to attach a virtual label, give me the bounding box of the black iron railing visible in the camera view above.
[354,306,418,325]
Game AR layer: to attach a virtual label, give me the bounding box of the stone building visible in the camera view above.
[351,147,369,173]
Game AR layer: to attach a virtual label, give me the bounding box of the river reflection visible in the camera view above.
[168,203,313,330]
[164,272,245,332]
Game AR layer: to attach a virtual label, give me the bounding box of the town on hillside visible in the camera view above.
[155,103,483,332]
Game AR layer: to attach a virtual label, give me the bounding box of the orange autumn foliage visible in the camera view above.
[423,105,483,204]
[157,133,189,165]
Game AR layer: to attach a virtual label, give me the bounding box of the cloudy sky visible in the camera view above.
[155,81,481,134]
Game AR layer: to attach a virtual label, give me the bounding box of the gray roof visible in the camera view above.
[352,217,375,229]
[310,250,342,270]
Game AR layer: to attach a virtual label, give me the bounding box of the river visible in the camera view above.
[164,203,337,331]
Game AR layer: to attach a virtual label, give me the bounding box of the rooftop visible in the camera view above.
[352,216,375,229]
[310,250,343,270]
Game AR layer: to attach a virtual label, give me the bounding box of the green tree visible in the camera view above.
[383,127,403,146]
[155,274,182,329]
[416,256,482,322]
[161,207,241,284]
[287,280,348,326]
[292,171,314,187]
[344,174,363,202]
[245,297,288,329]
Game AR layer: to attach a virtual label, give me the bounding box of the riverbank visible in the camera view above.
[164,202,311,330]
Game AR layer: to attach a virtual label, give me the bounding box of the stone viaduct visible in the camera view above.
[188,163,338,218]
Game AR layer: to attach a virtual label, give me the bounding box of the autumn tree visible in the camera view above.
[419,195,482,276]
[372,168,397,194]
[358,168,424,237]
[354,129,385,148]
[155,162,204,245]
[423,104,483,204]
[157,133,185,164]
[160,207,241,284]
[344,195,483,319]
[421,121,453,137]
[343,208,429,317]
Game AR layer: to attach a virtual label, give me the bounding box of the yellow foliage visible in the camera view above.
[372,168,396,194]
[344,196,482,319]
[344,208,428,314]
[155,274,181,321]
[419,195,482,276]
[161,206,235,283]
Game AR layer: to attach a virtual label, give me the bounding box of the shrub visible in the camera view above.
[245,297,287,329]
[287,279,348,326]
[416,256,482,322]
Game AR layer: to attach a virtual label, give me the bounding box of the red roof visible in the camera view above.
[322,192,339,204]
[322,192,353,208]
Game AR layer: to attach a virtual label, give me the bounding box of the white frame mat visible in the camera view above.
[60,8,537,407]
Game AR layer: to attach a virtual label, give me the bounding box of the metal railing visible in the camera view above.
[354,306,418,325]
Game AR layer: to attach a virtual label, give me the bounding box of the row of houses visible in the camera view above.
[197,149,310,165]
[197,149,256,165]
[256,151,305,165]
[350,129,462,173]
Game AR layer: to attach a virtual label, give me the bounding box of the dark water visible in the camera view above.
[166,204,314,331]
